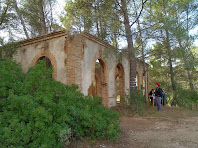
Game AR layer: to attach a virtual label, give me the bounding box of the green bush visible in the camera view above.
[126,89,146,115]
[0,58,24,98]
[0,59,120,147]
[173,88,198,110]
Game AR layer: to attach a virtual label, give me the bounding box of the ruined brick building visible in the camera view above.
[14,30,149,107]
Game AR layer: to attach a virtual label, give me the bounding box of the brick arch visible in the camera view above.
[115,63,125,104]
[31,49,57,80]
[89,54,109,107]
[90,55,108,82]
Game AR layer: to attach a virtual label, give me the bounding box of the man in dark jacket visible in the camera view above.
[155,82,163,111]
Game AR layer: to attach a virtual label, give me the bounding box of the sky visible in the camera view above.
[56,0,65,15]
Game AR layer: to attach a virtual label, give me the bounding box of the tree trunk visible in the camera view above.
[162,0,176,92]
[114,33,118,48]
[48,0,53,32]
[175,2,194,91]
[99,17,103,40]
[133,0,147,99]
[185,3,195,91]
[187,70,194,90]
[164,27,177,106]
[13,0,29,39]
[38,0,46,35]
[96,21,100,37]
[0,3,9,26]
[121,0,137,93]
[165,29,176,91]
[94,5,100,37]
[178,39,195,90]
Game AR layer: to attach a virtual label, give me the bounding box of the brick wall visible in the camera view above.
[66,35,83,90]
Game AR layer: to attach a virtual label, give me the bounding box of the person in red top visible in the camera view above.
[155,82,163,111]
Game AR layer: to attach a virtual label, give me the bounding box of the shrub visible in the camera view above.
[0,59,120,147]
[126,89,146,115]
[0,58,24,98]
[173,88,198,110]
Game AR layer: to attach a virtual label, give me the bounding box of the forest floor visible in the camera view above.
[70,106,198,148]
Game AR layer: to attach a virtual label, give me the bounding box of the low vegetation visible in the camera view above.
[174,88,198,110]
[0,59,120,147]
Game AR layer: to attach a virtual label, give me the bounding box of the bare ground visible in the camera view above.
[70,106,198,148]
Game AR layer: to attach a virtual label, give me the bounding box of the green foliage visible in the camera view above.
[0,58,24,98]
[127,90,146,115]
[0,0,17,30]
[59,127,72,147]
[61,0,122,43]
[0,59,120,147]
[173,88,198,110]
[0,41,18,59]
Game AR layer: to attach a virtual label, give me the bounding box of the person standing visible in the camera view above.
[155,82,163,111]
[149,89,155,106]
[162,91,166,106]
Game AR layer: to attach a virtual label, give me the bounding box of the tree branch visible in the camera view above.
[130,0,148,27]
[0,4,9,26]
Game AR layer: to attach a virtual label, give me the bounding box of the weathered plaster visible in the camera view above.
[13,31,149,107]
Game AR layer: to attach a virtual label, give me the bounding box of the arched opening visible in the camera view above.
[88,59,108,106]
[37,56,52,68]
[115,63,125,104]
[31,50,57,80]
[37,56,52,77]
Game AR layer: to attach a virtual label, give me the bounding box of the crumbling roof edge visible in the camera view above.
[19,30,67,46]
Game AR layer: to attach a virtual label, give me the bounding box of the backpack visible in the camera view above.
[162,92,166,100]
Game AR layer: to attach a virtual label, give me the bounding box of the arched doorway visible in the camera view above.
[37,56,53,77]
[88,58,109,106]
[115,63,125,104]
[37,56,52,68]
[31,50,57,80]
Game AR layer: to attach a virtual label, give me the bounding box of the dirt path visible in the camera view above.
[71,107,198,148]
[118,107,198,148]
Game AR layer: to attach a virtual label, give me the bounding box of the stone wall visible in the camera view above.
[14,31,149,107]
[14,31,67,84]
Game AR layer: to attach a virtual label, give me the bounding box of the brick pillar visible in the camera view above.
[66,35,83,90]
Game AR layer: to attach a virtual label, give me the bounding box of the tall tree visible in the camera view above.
[144,0,177,92]
[12,0,29,39]
[61,0,122,44]
[145,0,198,104]
[37,0,47,34]
[0,0,9,27]
[120,0,147,93]
[133,0,147,96]
[173,0,198,91]
[120,0,137,93]
[0,0,16,30]
[20,0,57,36]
